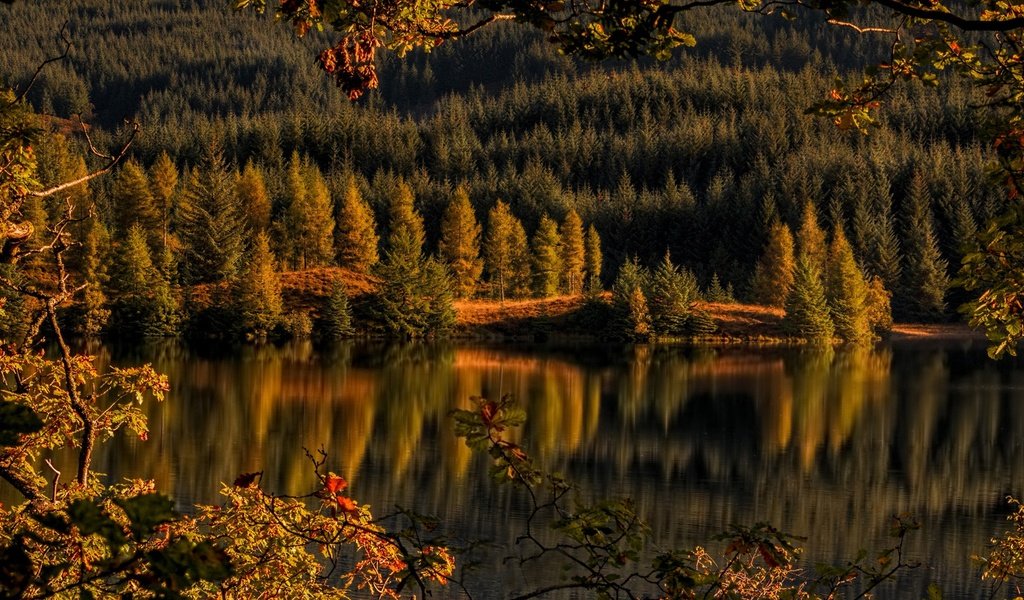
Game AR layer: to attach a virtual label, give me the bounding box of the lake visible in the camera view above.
[28,339,1024,597]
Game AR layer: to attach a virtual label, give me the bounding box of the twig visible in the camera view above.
[44,458,60,501]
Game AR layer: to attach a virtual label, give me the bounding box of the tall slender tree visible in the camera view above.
[484,200,530,301]
[584,224,603,295]
[898,174,949,321]
[230,230,283,337]
[560,208,586,295]
[825,228,871,342]
[783,254,834,342]
[149,151,178,259]
[335,174,379,273]
[531,213,563,297]
[111,159,160,252]
[107,224,177,336]
[750,219,796,307]
[796,200,827,272]
[438,186,483,298]
[235,161,271,234]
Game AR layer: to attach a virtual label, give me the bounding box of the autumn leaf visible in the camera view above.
[336,495,358,514]
[233,471,262,488]
[324,473,348,495]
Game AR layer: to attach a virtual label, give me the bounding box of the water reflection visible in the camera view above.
[12,340,1024,597]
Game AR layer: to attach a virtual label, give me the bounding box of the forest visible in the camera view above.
[0,0,1005,343]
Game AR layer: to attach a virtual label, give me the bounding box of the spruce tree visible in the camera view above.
[648,252,699,335]
[230,231,283,337]
[438,186,483,298]
[611,256,650,309]
[825,228,871,342]
[319,281,355,339]
[235,161,271,234]
[751,219,796,307]
[531,213,563,297]
[108,224,177,337]
[177,144,247,283]
[560,208,585,295]
[388,180,425,252]
[584,224,603,295]
[783,254,834,342]
[898,176,949,321]
[335,174,379,273]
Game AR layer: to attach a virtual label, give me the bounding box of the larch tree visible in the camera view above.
[484,200,530,302]
[865,275,894,335]
[149,150,178,262]
[750,219,796,307]
[111,159,160,252]
[438,186,483,298]
[235,161,271,234]
[560,208,585,295]
[825,228,871,342]
[796,200,827,272]
[335,174,379,274]
[531,213,563,297]
[585,224,603,295]
[176,144,247,284]
[291,161,336,269]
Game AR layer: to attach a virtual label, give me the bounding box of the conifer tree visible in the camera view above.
[648,252,699,335]
[626,286,653,341]
[825,228,871,342]
[112,159,160,251]
[438,186,483,298]
[584,224,602,295]
[898,175,949,321]
[177,144,247,283]
[864,175,902,292]
[235,161,271,233]
[292,162,335,268]
[108,224,177,337]
[149,151,178,258]
[76,220,111,336]
[783,254,834,342]
[796,200,827,271]
[560,208,585,295]
[319,281,355,339]
[388,180,425,252]
[531,213,563,297]
[611,256,650,309]
[751,219,796,307]
[707,273,733,303]
[865,275,894,334]
[484,200,530,301]
[335,174,379,273]
[230,231,283,337]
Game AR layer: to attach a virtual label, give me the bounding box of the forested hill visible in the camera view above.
[0,0,1001,326]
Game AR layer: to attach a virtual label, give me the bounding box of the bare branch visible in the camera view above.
[16,21,72,103]
[28,120,140,199]
[825,18,899,34]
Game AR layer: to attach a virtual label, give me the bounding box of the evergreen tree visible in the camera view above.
[508,217,532,298]
[75,220,111,336]
[625,286,653,341]
[796,200,827,271]
[531,213,563,297]
[438,186,483,298]
[235,161,271,234]
[825,228,871,342]
[107,224,177,336]
[584,224,603,295]
[319,281,355,339]
[230,231,283,337]
[898,175,949,321]
[648,251,699,335]
[149,151,178,259]
[560,208,585,295]
[783,254,834,342]
[750,219,796,307]
[707,273,733,303]
[388,180,425,252]
[335,174,379,273]
[611,256,650,308]
[284,155,335,269]
[177,144,247,283]
[864,174,902,291]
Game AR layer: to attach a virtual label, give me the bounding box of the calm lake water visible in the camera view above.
[25,339,1024,597]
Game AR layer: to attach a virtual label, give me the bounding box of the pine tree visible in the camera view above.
[235,161,271,234]
[108,224,178,337]
[335,174,379,273]
[177,144,247,283]
[751,219,796,307]
[149,151,178,257]
[584,224,603,295]
[531,213,563,297]
[319,281,355,339]
[230,230,283,337]
[825,228,871,342]
[560,208,585,295]
[783,254,834,342]
[796,200,827,271]
[438,186,483,298]
[898,175,949,321]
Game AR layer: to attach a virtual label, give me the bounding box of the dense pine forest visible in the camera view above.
[0,0,1002,341]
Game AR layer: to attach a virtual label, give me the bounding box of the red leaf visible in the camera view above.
[336,495,358,514]
[324,473,348,495]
